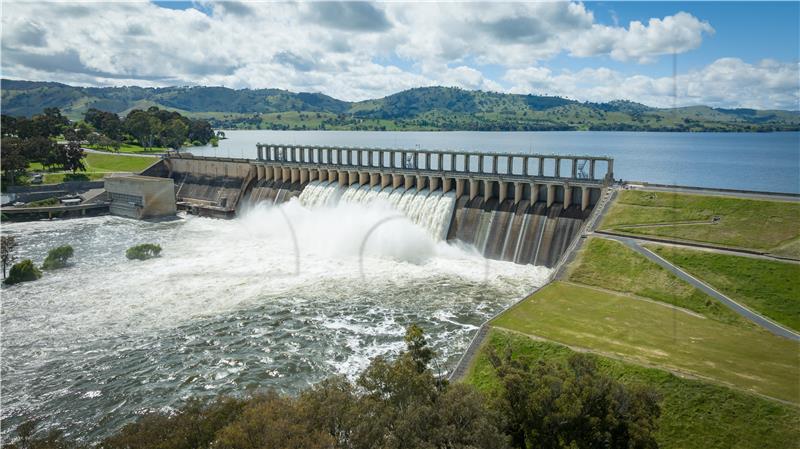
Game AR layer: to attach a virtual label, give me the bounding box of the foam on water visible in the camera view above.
[1,198,550,441]
[299,180,457,241]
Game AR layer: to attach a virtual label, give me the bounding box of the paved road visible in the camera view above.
[624,183,800,202]
[598,233,800,342]
[594,229,800,265]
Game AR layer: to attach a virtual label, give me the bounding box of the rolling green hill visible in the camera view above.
[3,80,798,132]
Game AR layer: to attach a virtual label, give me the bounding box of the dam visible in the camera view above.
[144,144,613,268]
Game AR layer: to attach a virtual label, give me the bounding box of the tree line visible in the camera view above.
[85,107,214,150]
[4,326,661,449]
[1,108,85,186]
[1,107,214,187]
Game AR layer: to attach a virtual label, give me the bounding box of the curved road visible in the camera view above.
[598,233,800,342]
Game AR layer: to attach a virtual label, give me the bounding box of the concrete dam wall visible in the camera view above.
[158,145,612,267]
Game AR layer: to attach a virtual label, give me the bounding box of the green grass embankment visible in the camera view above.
[600,190,800,257]
[648,245,800,332]
[465,330,800,449]
[568,237,744,325]
[488,281,799,404]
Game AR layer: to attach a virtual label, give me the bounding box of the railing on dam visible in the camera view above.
[255,144,614,185]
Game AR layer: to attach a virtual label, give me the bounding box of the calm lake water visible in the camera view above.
[191,131,800,194]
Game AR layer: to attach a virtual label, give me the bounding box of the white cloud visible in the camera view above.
[505,58,800,110]
[569,12,714,63]
[0,1,793,109]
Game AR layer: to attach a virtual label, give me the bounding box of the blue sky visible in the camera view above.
[2,1,798,109]
[597,2,799,74]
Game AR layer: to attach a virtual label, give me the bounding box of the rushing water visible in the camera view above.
[192,130,800,193]
[300,181,456,241]
[0,199,549,440]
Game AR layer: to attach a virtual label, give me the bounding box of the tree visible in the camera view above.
[1,235,18,279]
[85,108,123,140]
[4,259,42,285]
[0,137,28,186]
[188,119,214,144]
[74,122,92,141]
[488,349,661,449]
[351,325,507,449]
[126,243,162,260]
[163,118,189,150]
[57,141,86,173]
[42,245,74,270]
[40,107,69,137]
[1,114,18,136]
[405,323,434,373]
[214,392,335,449]
[125,110,161,149]
[20,136,57,164]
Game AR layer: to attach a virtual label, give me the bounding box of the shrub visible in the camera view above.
[5,259,42,285]
[126,243,162,260]
[42,245,74,270]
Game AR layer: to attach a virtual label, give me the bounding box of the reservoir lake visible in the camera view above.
[192,130,800,194]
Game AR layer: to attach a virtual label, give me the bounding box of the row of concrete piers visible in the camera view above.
[256,144,614,183]
[255,164,597,210]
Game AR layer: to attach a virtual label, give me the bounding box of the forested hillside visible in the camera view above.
[3,80,798,132]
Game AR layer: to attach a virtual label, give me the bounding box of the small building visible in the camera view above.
[105,175,176,219]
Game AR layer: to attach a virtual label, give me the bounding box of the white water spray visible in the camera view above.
[298,181,456,241]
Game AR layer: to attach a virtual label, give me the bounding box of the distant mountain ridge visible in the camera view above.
[2,79,798,132]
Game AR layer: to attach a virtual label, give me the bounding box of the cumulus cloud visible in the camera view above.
[0,1,792,109]
[305,2,392,32]
[568,12,714,63]
[505,58,800,110]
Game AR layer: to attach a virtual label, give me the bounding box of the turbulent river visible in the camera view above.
[0,197,549,440]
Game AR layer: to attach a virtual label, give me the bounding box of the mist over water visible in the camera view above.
[1,199,549,440]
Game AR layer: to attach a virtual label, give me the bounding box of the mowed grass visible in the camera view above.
[600,190,800,254]
[649,245,800,332]
[772,237,800,259]
[28,153,156,184]
[489,282,800,404]
[568,237,744,325]
[465,330,800,449]
[83,153,156,173]
[86,143,168,154]
[42,172,107,183]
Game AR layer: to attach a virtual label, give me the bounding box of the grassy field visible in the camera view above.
[489,281,800,403]
[83,153,156,172]
[599,190,800,256]
[27,153,156,184]
[568,237,745,325]
[86,143,169,154]
[649,245,800,332]
[41,172,107,183]
[465,330,800,449]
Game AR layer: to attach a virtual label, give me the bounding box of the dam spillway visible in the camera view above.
[298,182,456,241]
[150,144,613,268]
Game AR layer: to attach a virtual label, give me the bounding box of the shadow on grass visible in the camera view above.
[62,173,91,182]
